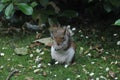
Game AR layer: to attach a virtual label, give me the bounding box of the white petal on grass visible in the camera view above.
[96,77,99,80]
[0,53,5,56]
[55,61,58,64]
[80,34,84,37]
[76,75,80,78]
[115,61,118,64]
[48,63,51,66]
[32,66,36,68]
[113,33,117,36]
[100,76,107,80]
[2,47,7,50]
[0,66,4,69]
[87,53,91,57]
[72,27,76,31]
[40,52,44,55]
[30,54,33,57]
[105,52,109,54]
[91,62,95,64]
[67,25,71,28]
[85,36,89,39]
[78,30,82,33]
[36,49,41,53]
[105,67,109,72]
[37,64,41,68]
[54,74,57,77]
[115,77,118,80]
[64,64,68,68]
[7,58,11,61]
[66,78,71,80]
[89,72,94,76]
[83,68,89,74]
[117,41,120,45]
[34,69,40,73]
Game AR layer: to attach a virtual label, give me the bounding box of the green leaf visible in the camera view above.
[0,4,6,12]
[61,10,78,18]
[5,3,14,17]
[104,4,112,12]
[17,3,33,15]
[40,0,49,7]
[1,0,10,3]
[31,2,38,7]
[114,19,120,26]
[109,0,120,7]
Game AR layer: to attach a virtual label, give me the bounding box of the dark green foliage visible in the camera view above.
[0,0,120,28]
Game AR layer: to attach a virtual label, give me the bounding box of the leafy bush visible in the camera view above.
[0,0,35,19]
[0,0,120,27]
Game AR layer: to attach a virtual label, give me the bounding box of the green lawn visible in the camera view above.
[0,27,120,80]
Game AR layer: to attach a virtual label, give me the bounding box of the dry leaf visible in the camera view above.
[33,37,53,46]
[25,76,34,80]
[109,71,116,78]
[36,33,41,39]
[29,42,41,48]
[14,47,28,55]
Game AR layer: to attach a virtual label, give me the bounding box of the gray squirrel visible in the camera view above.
[49,25,76,65]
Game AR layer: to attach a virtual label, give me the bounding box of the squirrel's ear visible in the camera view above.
[64,27,70,36]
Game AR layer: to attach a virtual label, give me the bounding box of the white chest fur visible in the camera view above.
[51,46,75,65]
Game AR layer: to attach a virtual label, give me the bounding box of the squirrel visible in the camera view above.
[49,25,76,65]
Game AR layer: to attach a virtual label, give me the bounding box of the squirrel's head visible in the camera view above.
[50,26,70,45]
[49,26,70,51]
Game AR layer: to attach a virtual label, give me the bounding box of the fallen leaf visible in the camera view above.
[33,37,53,46]
[42,71,47,76]
[109,71,116,78]
[29,42,41,48]
[36,33,41,39]
[25,76,34,80]
[14,47,28,55]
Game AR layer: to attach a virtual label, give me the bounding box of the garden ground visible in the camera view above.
[0,23,120,80]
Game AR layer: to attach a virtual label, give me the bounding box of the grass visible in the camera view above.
[0,26,120,80]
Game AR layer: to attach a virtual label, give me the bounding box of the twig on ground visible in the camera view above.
[6,69,19,80]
